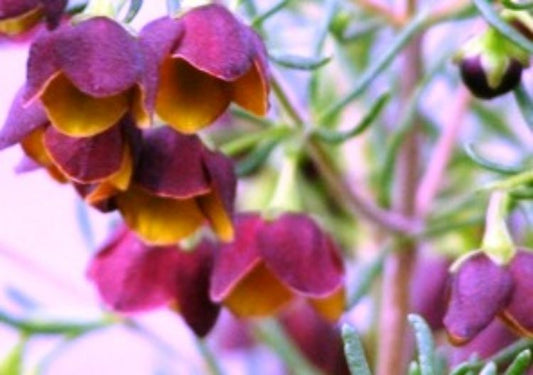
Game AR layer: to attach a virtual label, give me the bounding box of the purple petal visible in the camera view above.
[138,16,184,65]
[257,213,344,296]
[443,253,513,345]
[43,122,124,183]
[210,213,263,302]
[135,127,210,198]
[502,250,533,335]
[87,226,181,312]
[0,88,48,150]
[173,240,220,337]
[173,4,254,81]
[0,0,38,19]
[201,148,236,217]
[40,0,66,29]
[25,29,59,102]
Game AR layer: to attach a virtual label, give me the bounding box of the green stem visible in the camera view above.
[481,191,515,265]
[195,338,225,375]
[220,126,290,156]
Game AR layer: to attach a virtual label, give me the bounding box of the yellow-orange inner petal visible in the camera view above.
[21,127,52,166]
[0,6,43,36]
[41,73,129,137]
[224,262,293,317]
[131,84,150,128]
[155,58,231,133]
[197,191,234,242]
[116,186,205,245]
[308,286,346,322]
[232,63,268,116]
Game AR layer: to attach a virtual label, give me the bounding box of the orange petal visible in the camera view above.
[131,84,151,129]
[46,164,68,183]
[20,127,51,166]
[155,59,230,133]
[198,190,234,242]
[308,286,346,322]
[116,186,205,245]
[41,73,129,137]
[0,6,43,36]
[223,262,293,317]
[232,62,268,116]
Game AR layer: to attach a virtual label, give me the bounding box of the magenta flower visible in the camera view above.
[88,225,220,337]
[0,89,139,200]
[140,4,269,133]
[25,16,156,137]
[110,127,236,245]
[210,213,345,321]
[444,250,533,344]
[0,0,66,35]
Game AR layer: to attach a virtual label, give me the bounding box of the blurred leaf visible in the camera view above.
[470,102,518,143]
[4,287,38,311]
[408,314,436,375]
[513,84,533,133]
[166,0,181,17]
[341,324,371,375]
[0,338,26,375]
[409,361,422,375]
[504,349,532,375]
[501,0,533,11]
[236,140,277,176]
[473,0,533,53]
[123,0,142,22]
[76,198,95,252]
[269,53,332,71]
[480,362,497,375]
[313,92,390,144]
[463,142,524,175]
[251,0,290,28]
[449,362,473,375]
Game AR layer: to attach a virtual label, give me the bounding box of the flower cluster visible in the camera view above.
[0,0,66,36]
[0,3,347,339]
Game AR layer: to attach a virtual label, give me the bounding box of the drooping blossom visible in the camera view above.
[140,4,269,133]
[24,16,156,137]
[111,126,236,245]
[0,0,66,35]
[88,225,220,337]
[210,213,345,321]
[444,250,533,344]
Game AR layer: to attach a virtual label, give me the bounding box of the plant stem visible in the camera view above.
[353,0,403,26]
[376,0,422,373]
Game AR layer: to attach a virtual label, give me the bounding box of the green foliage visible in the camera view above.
[408,315,436,375]
[341,324,372,375]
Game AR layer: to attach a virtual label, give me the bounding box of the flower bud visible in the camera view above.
[455,27,529,99]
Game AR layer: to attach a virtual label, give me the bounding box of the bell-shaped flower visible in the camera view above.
[112,127,236,245]
[88,225,220,337]
[444,249,533,344]
[0,89,139,201]
[210,213,345,321]
[24,16,156,137]
[0,0,66,35]
[140,4,269,133]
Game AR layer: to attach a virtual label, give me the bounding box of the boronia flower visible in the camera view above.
[210,213,345,321]
[88,225,220,337]
[0,0,66,35]
[444,250,533,344]
[140,4,269,133]
[0,89,139,201]
[25,16,156,137]
[112,127,236,245]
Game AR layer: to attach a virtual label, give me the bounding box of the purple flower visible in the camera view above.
[140,4,269,133]
[25,16,156,137]
[88,225,220,337]
[210,213,345,321]
[0,0,66,35]
[444,250,533,344]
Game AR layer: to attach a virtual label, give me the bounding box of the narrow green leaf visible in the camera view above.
[501,0,533,10]
[463,142,523,175]
[449,363,473,375]
[504,349,532,375]
[269,53,332,71]
[513,84,533,133]
[480,362,497,375]
[122,0,142,22]
[341,324,371,375]
[409,361,422,375]
[473,0,533,53]
[251,0,289,28]
[510,186,533,200]
[76,198,95,252]
[0,338,26,375]
[408,314,435,375]
[313,92,390,144]
[318,10,430,123]
[236,141,277,176]
[312,0,339,55]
